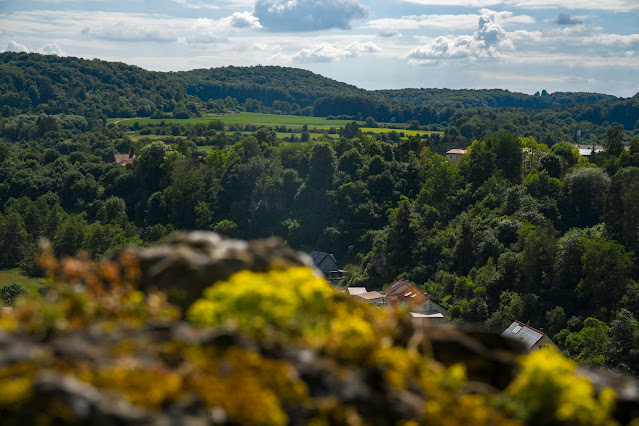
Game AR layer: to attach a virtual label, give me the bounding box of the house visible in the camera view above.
[573,144,605,157]
[107,153,136,166]
[415,295,450,320]
[501,321,556,352]
[309,251,344,285]
[446,148,467,164]
[385,279,449,319]
[385,279,428,306]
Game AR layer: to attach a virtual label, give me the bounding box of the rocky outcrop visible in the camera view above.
[133,232,315,308]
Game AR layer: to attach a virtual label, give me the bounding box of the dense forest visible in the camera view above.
[2,52,639,374]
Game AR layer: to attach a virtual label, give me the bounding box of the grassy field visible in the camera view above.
[0,268,49,296]
[361,128,443,136]
[115,113,366,128]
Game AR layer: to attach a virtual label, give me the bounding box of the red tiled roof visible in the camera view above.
[385,279,428,305]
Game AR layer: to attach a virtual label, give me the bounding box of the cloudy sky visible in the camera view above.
[1,0,638,97]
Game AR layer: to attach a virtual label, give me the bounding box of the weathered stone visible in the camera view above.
[133,232,315,308]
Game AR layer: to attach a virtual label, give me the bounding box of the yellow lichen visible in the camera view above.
[505,348,616,425]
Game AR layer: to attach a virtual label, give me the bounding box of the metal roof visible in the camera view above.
[410,311,445,318]
[348,287,367,295]
[501,321,544,349]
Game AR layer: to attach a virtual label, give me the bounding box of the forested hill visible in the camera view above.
[1,52,633,123]
[172,65,370,110]
[374,88,615,110]
[0,52,187,122]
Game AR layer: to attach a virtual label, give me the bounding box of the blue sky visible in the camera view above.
[1,0,638,97]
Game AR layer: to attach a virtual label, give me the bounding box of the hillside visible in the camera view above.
[3,52,636,126]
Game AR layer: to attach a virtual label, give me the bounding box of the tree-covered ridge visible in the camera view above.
[0,52,188,121]
[173,65,370,110]
[3,52,637,132]
[374,88,615,109]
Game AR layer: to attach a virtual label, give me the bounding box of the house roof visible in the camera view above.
[501,321,549,349]
[446,149,467,155]
[410,311,445,318]
[309,251,339,269]
[385,279,428,305]
[356,291,384,301]
[348,287,367,295]
[109,153,136,166]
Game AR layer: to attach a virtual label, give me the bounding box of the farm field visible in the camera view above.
[114,113,366,128]
[0,268,49,296]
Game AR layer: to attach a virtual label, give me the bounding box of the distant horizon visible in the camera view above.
[1,1,638,98]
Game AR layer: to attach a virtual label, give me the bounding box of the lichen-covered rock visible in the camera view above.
[133,232,315,308]
[0,232,637,425]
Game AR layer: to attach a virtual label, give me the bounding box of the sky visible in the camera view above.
[1,0,638,97]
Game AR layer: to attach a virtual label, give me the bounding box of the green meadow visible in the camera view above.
[114,113,365,128]
[0,268,49,295]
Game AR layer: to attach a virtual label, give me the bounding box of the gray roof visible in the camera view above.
[501,321,544,349]
[309,251,340,270]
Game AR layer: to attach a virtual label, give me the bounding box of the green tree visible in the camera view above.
[563,167,610,228]
[54,214,88,257]
[385,197,417,276]
[564,317,611,367]
[605,125,624,157]
[490,132,523,184]
[485,290,524,331]
[579,236,633,316]
[0,211,29,268]
[97,196,128,227]
[604,167,639,253]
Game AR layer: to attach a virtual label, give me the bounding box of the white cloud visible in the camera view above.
[171,0,221,9]
[4,40,29,52]
[187,14,261,44]
[292,41,380,62]
[82,20,178,43]
[399,0,639,12]
[171,0,253,8]
[220,11,262,29]
[254,0,369,32]
[38,43,64,55]
[367,10,533,38]
[406,10,514,62]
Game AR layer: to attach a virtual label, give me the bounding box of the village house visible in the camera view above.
[309,251,344,285]
[385,279,449,320]
[501,320,556,352]
[106,153,136,166]
[446,148,467,164]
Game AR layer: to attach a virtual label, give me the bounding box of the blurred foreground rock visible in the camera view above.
[1,231,639,425]
[134,232,314,308]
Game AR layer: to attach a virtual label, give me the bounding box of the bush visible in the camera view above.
[0,283,28,306]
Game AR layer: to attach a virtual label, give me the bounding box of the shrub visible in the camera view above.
[0,283,28,306]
